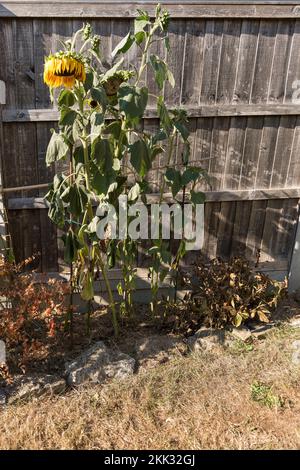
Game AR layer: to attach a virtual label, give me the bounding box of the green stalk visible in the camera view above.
[97,248,119,336]
[159,132,175,204]
[82,108,119,336]
[150,132,175,314]
[135,25,157,86]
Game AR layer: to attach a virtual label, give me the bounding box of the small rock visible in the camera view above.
[289,317,300,328]
[292,340,300,350]
[5,374,66,405]
[292,351,300,365]
[229,326,252,342]
[291,341,300,366]
[187,327,225,352]
[65,341,135,386]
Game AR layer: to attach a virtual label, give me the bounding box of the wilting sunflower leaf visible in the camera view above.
[46,130,69,166]
[165,168,182,197]
[129,140,151,178]
[58,89,75,107]
[111,32,134,58]
[59,106,77,126]
[118,85,148,123]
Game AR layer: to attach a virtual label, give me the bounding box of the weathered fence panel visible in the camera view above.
[0,1,300,278]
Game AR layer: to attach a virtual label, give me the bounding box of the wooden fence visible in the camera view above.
[1,1,300,282]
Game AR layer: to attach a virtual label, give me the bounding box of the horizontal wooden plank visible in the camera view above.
[33,260,289,291]
[0,2,300,18]
[3,104,300,123]
[7,188,300,209]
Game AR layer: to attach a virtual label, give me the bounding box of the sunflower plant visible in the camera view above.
[44,4,206,337]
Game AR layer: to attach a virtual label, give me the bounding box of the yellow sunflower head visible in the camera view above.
[44,51,86,89]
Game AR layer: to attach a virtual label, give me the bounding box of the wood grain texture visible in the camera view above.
[9,188,300,210]
[1,3,300,19]
[4,103,300,122]
[1,14,299,274]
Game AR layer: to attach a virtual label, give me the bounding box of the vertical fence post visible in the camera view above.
[288,201,300,293]
[0,80,12,259]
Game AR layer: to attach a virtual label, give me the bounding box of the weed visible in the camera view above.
[251,381,284,409]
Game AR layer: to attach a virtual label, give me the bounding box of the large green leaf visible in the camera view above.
[63,231,81,264]
[81,271,94,300]
[190,190,205,205]
[129,140,151,178]
[118,85,148,123]
[83,70,94,92]
[103,121,122,139]
[59,106,77,126]
[90,161,116,196]
[90,86,108,111]
[157,96,172,134]
[134,11,150,34]
[111,32,134,58]
[174,121,189,141]
[91,138,113,173]
[165,168,182,197]
[58,89,75,107]
[182,167,203,186]
[70,185,88,217]
[90,112,104,141]
[149,55,174,90]
[46,130,69,166]
[134,12,150,44]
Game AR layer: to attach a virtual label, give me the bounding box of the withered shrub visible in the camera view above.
[0,256,68,375]
[164,257,286,334]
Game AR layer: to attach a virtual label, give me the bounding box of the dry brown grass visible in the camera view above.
[0,325,299,450]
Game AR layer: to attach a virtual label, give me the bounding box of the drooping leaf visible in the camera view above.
[59,106,77,126]
[182,167,203,186]
[118,85,148,124]
[73,145,85,166]
[90,112,104,141]
[83,70,94,92]
[63,231,80,264]
[111,32,134,58]
[149,55,173,90]
[135,31,146,45]
[157,96,172,134]
[174,121,189,141]
[167,69,175,88]
[134,13,150,35]
[91,138,113,173]
[46,130,69,166]
[190,190,205,205]
[103,121,122,139]
[90,161,116,196]
[129,140,151,178]
[58,89,75,107]
[81,270,94,300]
[128,182,141,202]
[90,86,108,111]
[165,168,182,197]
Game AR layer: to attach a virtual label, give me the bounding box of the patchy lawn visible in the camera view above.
[0,323,299,450]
